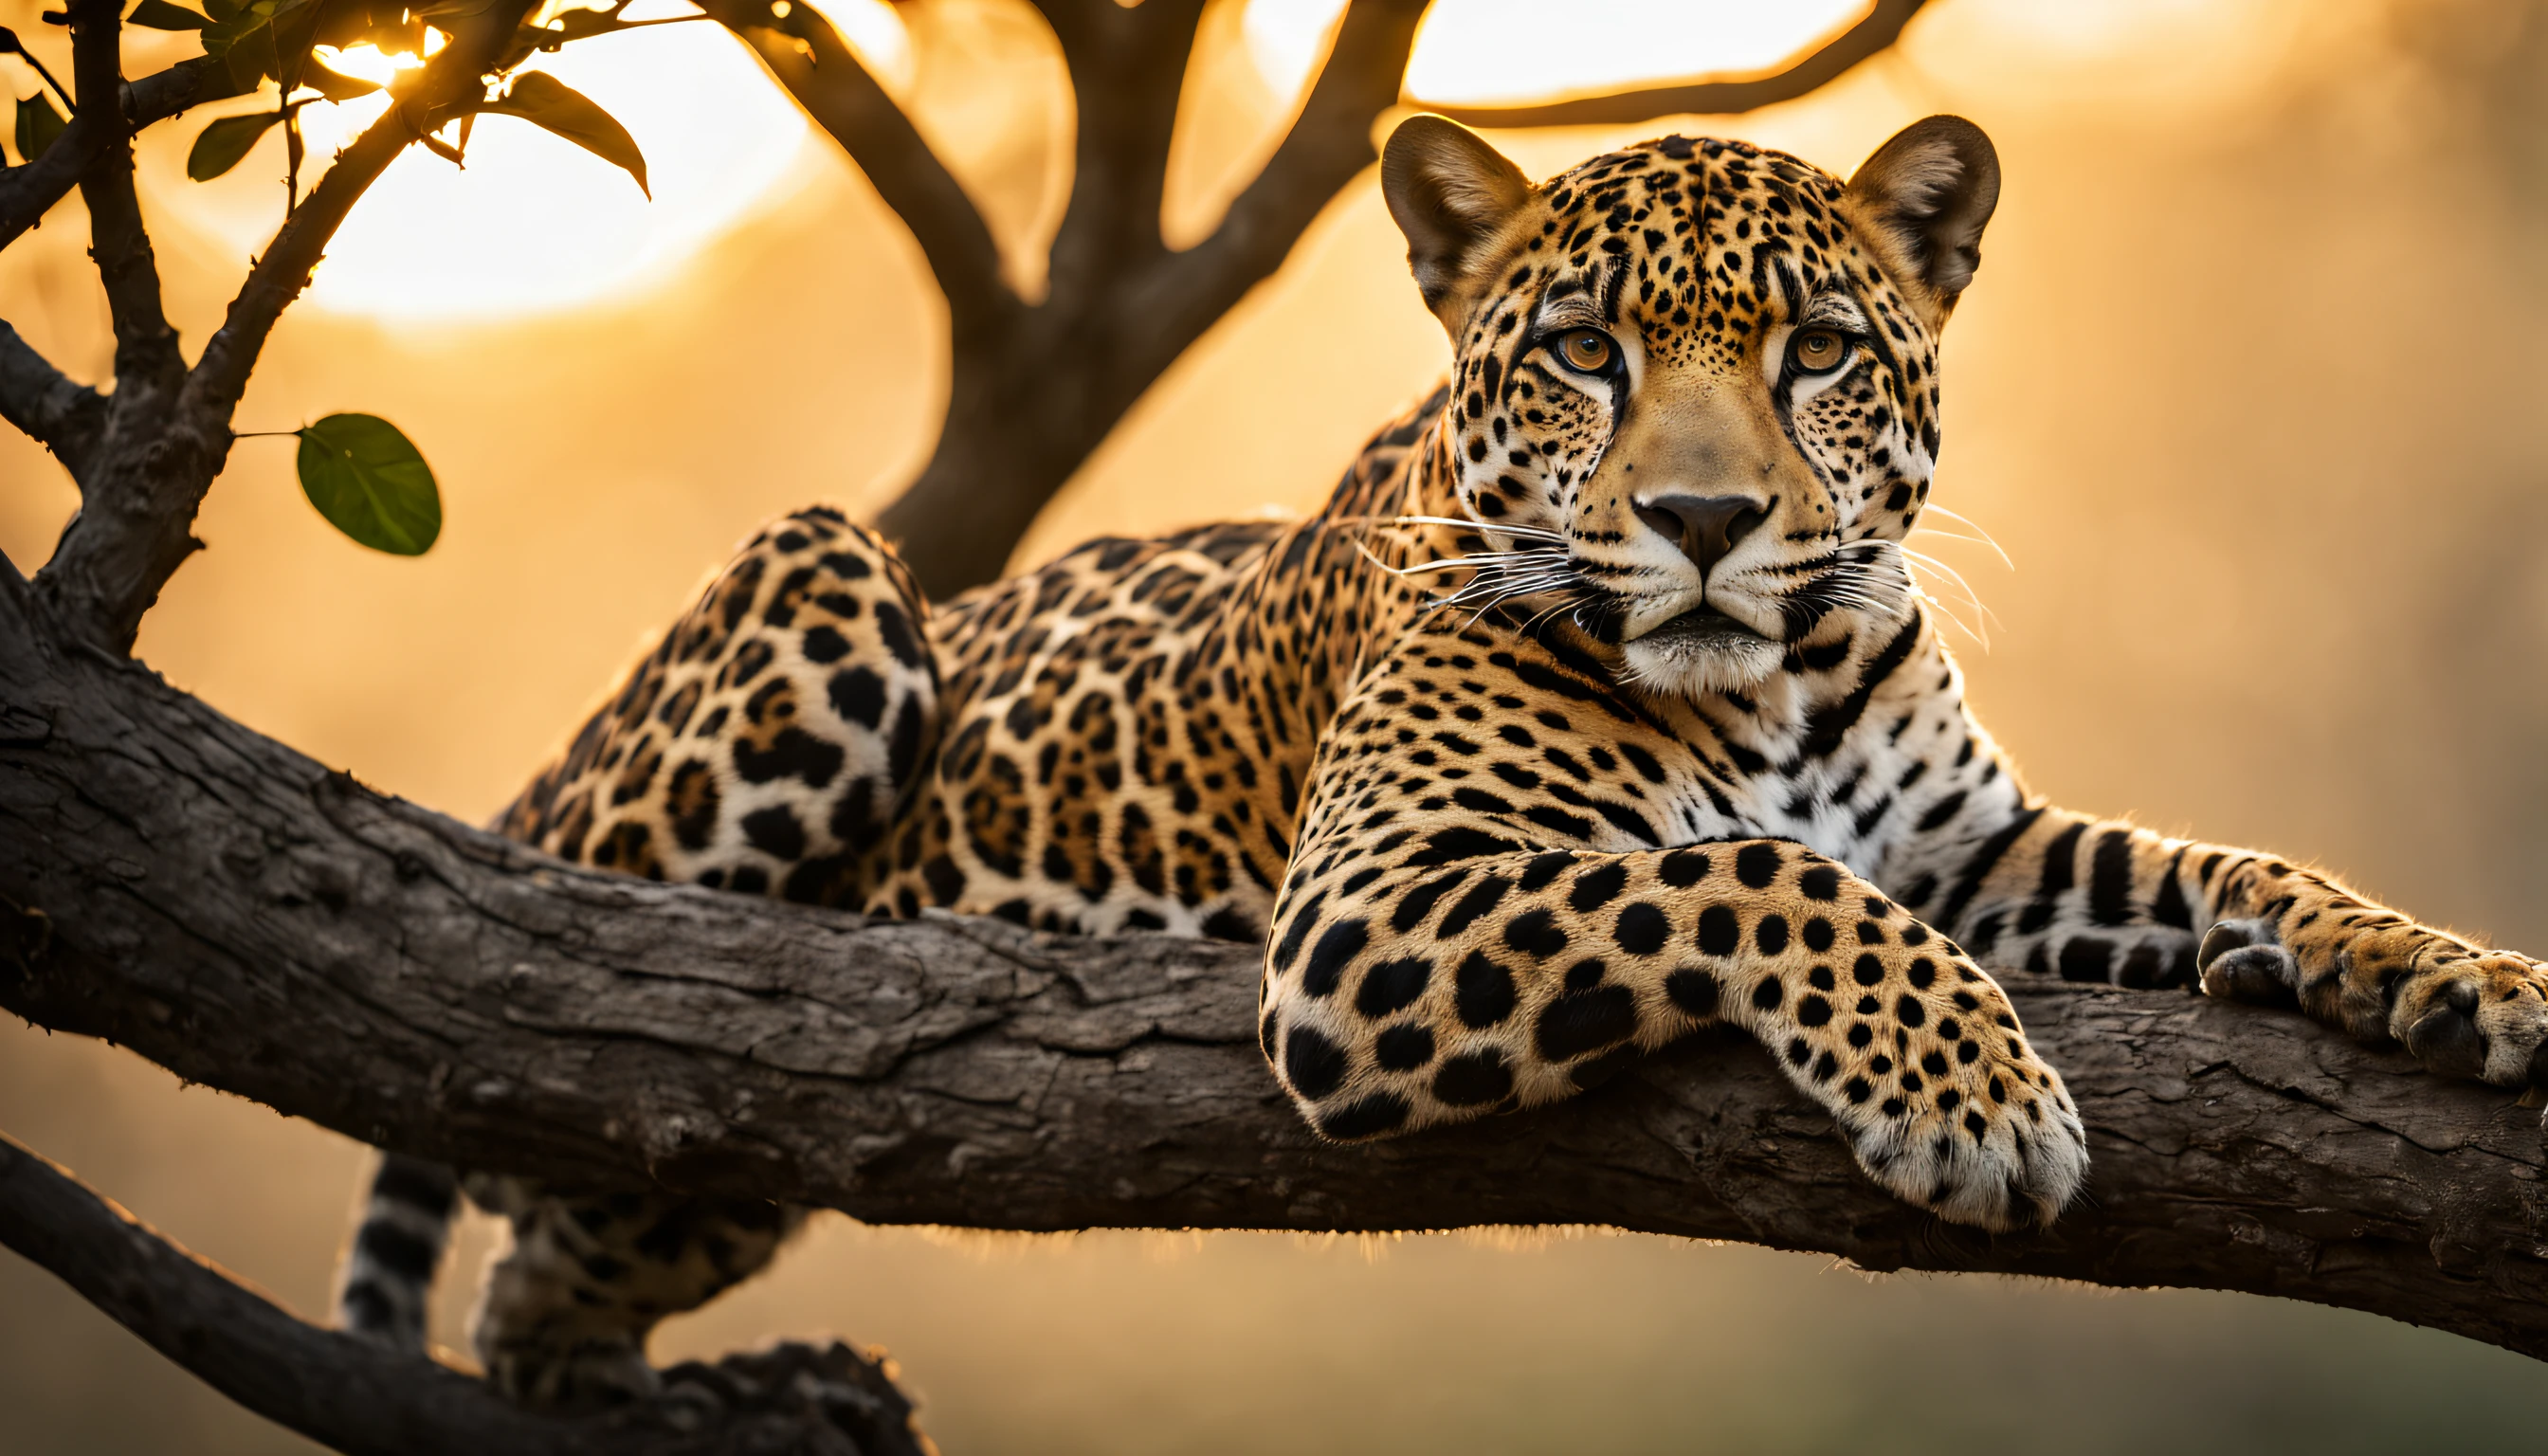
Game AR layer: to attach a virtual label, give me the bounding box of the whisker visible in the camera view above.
[1432,574,1580,610]
[1919,591,1992,651]
[1900,548,2005,636]
[1389,513,1567,543]
[1913,503,2014,572]
[1393,550,1569,577]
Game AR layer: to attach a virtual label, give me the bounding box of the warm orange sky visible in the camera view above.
[7,0,2548,1450]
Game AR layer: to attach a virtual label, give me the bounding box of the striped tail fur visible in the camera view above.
[334,1152,459,1349]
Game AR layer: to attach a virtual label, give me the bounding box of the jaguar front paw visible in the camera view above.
[2198,912,2548,1088]
[1835,1026,2089,1233]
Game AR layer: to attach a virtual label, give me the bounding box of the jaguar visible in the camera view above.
[335,114,2548,1407]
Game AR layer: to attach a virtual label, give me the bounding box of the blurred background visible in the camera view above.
[7,0,2548,1448]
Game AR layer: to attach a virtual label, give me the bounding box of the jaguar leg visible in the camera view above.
[464,1176,806,1411]
[1262,837,2087,1231]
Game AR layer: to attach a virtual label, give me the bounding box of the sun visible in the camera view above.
[138,0,910,320]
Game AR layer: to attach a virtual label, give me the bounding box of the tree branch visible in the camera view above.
[1037,0,1206,303]
[1415,0,1928,129]
[183,0,538,419]
[0,318,107,488]
[67,0,184,406]
[873,0,1430,597]
[1129,0,1426,386]
[0,1134,928,1455]
[6,577,2548,1366]
[702,0,1017,340]
[28,0,540,656]
[0,53,226,250]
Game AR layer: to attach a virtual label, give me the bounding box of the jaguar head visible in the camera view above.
[1381,114,1999,696]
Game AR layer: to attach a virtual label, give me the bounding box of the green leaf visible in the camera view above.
[299,59,378,101]
[201,0,242,21]
[14,92,65,164]
[486,71,647,196]
[186,110,282,180]
[199,0,277,60]
[128,0,210,29]
[200,0,309,91]
[295,413,441,555]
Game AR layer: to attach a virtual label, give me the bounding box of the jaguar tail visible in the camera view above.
[333,1151,459,1349]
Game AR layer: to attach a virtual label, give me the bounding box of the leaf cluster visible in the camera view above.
[19,0,660,553]
[150,0,651,195]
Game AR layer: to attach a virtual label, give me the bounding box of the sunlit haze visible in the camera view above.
[140,0,1876,321]
[139,0,910,318]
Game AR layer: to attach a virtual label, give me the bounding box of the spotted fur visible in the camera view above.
[337,116,2548,1406]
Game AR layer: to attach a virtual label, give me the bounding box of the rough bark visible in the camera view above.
[0,1135,929,1456]
[6,563,2547,1367]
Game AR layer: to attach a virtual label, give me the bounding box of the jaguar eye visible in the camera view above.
[1791,328,1849,374]
[1555,329,1616,374]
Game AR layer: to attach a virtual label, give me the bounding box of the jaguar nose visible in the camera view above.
[1632,493,1766,574]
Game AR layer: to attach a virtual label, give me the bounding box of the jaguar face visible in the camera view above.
[1380,116,2001,697]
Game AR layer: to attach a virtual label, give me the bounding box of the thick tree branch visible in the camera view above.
[6,576,2548,1365]
[1037,0,1206,302]
[704,0,1017,340]
[0,1134,928,1455]
[1417,0,1928,129]
[30,0,540,657]
[0,318,107,488]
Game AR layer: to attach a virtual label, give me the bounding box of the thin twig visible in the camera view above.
[5,35,78,112]
[1418,0,1929,128]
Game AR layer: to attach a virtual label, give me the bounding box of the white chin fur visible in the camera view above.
[1621,630,1784,698]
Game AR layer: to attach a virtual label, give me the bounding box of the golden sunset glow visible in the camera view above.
[10,0,2544,1449]
[132,0,1900,322]
[138,0,910,318]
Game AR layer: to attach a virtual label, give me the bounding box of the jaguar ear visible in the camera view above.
[1382,115,1534,335]
[1843,116,2000,331]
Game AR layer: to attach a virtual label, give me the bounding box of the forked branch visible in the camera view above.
[29,0,543,656]
[0,52,225,249]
